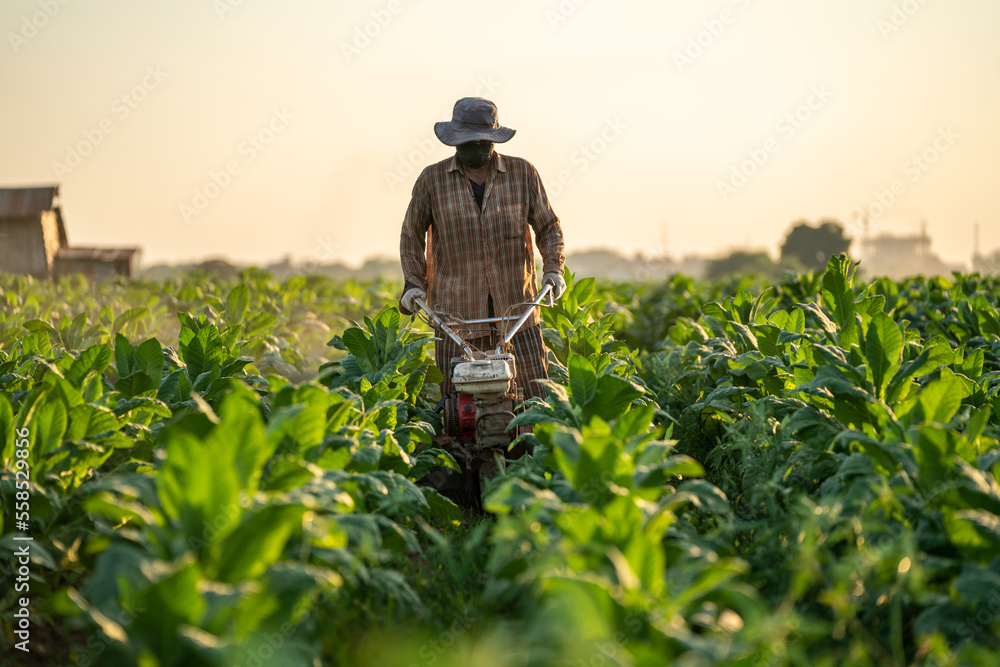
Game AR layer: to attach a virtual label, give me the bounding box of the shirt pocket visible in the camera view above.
[498,202,526,239]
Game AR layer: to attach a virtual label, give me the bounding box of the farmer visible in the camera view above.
[398,97,566,400]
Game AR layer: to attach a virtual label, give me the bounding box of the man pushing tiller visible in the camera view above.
[398,97,566,500]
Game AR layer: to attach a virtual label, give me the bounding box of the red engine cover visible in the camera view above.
[457,392,476,444]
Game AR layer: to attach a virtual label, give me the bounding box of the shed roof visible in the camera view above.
[56,247,140,262]
[0,185,59,219]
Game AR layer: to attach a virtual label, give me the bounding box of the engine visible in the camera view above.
[442,353,521,451]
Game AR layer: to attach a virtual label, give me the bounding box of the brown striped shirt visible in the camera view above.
[399,152,565,333]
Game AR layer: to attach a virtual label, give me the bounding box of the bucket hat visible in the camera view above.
[434,97,516,146]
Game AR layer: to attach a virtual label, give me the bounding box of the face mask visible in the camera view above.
[456,141,494,168]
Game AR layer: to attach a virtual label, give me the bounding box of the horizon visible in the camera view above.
[2,1,998,268]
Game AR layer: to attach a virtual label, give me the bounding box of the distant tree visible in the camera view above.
[780,219,851,270]
[705,250,779,280]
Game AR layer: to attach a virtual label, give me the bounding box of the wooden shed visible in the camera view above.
[0,185,67,279]
[0,184,140,280]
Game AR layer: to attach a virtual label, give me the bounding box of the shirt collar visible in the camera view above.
[446,152,506,174]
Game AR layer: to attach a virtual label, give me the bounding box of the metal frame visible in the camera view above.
[416,284,553,358]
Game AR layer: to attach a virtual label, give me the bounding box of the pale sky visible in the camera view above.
[1,0,997,268]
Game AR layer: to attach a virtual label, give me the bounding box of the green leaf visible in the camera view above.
[114,373,156,399]
[342,328,380,374]
[669,479,730,515]
[961,348,984,379]
[66,344,112,387]
[485,477,559,515]
[865,313,903,400]
[225,284,250,324]
[33,396,68,463]
[821,254,856,328]
[66,404,120,441]
[422,487,462,523]
[261,457,317,492]
[128,557,206,664]
[886,340,955,405]
[158,430,242,551]
[373,307,401,357]
[113,397,172,421]
[953,510,1000,557]
[214,504,308,583]
[409,447,461,481]
[216,385,274,494]
[134,338,164,389]
[899,368,969,426]
[0,395,14,461]
[634,455,705,487]
[183,325,225,380]
[568,353,598,407]
[114,332,135,378]
[590,374,644,422]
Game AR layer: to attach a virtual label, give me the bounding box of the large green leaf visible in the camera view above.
[590,374,644,422]
[341,328,380,374]
[373,307,401,358]
[225,284,250,324]
[66,343,112,387]
[65,404,120,441]
[114,372,156,399]
[0,395,14,461]
[898,368,969,426]
[158,429,242,552]
[886,339,955,405]
[182,325,225,380]
[215,384,275,495]
[213,504,309,583]
[865,313,903,400]
[134,338,164,389]
[114,332,135,378]
[126,557,206,664]
[568,353,598,407]
[821,254,856,329]
[32,394,68,464]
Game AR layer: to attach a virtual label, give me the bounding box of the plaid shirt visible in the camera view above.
[399,152,565,333]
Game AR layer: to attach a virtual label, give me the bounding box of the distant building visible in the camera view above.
[971,222,999,275]
[973,250,1000,275]
[857,222,963,279]
[0,185,140,280]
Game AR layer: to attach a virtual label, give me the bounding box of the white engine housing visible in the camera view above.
[452,357,513,394]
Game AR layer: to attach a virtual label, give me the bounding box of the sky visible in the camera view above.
[1,0,998,269]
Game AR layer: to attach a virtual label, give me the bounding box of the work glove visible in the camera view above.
[541,271,566,299]
[400,287,426,315]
